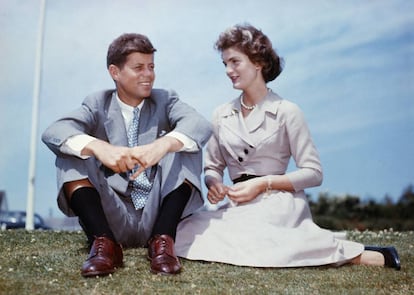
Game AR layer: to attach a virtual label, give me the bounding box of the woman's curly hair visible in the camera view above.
[215,24,283,82]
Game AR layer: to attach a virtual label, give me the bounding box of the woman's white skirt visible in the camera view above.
[175,190,363,267]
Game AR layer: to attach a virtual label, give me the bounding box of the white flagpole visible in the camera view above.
[26,0,46,230]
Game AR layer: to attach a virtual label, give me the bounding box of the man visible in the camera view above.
[42,33,212,277]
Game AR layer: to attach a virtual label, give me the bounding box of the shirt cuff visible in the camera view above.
[61,134,97,159]
[165,131,198,152]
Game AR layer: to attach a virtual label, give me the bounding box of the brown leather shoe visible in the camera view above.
[81,236,123,277]
[148,234,181,275]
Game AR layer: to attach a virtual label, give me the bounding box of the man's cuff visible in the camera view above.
[60,134,97,159]
[165,131,198,152]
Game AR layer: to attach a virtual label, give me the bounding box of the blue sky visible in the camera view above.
[0,0,413,218]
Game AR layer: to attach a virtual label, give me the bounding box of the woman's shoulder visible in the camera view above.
[212,98,239,116]
[268,92,303,117]
[268,92,299,110]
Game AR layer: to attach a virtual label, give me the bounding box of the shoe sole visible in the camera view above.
[150,268,181,276]
[81,263,123,278]
[81,269,115,277]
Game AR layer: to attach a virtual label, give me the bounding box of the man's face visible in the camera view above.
[109,52,155,106]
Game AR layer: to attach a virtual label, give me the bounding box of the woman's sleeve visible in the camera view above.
[204,109,227,183]
[284,103,323,191]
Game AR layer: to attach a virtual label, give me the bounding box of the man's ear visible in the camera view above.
[108,64,119,81]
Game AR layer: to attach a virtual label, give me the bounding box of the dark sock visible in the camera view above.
[151,182,192,240]
[70,187,116,244]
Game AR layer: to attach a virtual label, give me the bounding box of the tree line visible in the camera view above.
[308,184,414,231]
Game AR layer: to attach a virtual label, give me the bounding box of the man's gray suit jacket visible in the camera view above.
[42,88,212,246]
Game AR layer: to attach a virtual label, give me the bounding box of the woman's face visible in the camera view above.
[221,47,263,91]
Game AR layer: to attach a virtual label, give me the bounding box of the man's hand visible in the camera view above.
[129,136,184,179]
[82,139,138,174]
[82,136,184,179]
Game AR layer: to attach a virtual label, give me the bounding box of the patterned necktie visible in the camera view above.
[127,107,153,209]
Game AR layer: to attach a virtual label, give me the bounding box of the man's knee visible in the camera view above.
[63,178,94,201]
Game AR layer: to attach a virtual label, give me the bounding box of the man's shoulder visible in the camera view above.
[147,89,179,108]
[149,88,177,100]
[85,89,115,100]
[81,89,115,109]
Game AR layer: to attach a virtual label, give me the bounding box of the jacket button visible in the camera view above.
[238,157,243,162]
[244,149,248,154]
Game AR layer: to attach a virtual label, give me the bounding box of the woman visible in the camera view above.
[175,24,400,270]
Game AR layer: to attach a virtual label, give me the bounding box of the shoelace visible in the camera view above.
[91,237,107,257]
[155,237,176,257]
[157,239,168,254]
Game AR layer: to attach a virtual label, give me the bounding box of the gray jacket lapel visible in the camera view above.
[104,93,128,146]
[137,99,158,145]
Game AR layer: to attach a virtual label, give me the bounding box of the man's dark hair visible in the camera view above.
[107,33,157,69]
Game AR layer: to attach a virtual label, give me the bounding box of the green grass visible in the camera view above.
[0,230,413,295]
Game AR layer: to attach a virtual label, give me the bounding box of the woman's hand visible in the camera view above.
[206,180,229,204]
[227,178,265,204]
[227,175,295,204]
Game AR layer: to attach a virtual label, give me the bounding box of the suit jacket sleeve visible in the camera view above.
[41,90,109,157]
[164,89,212,150]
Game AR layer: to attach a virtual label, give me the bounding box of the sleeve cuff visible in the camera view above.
[60,134,97,159]
[165,131,198,152]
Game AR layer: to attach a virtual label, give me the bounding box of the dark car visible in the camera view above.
[0,210,50,230]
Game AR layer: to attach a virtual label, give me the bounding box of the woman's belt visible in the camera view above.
[232,174,261,184]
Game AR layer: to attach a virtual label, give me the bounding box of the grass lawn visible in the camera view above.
[0,229,413,295]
